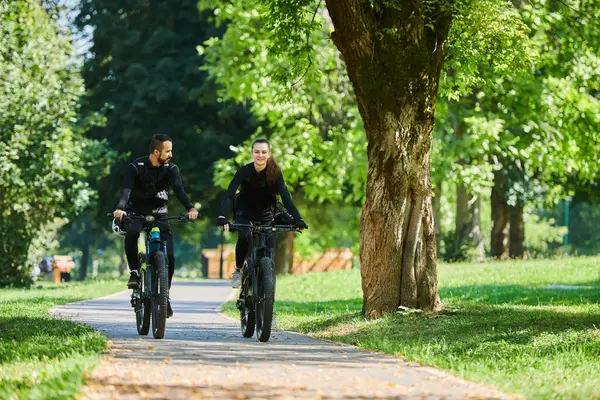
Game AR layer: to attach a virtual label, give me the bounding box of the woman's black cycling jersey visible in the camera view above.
[219,162,302,222]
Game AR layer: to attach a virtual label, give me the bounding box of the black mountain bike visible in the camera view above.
[109,213,190,339]
[229,223,299,342]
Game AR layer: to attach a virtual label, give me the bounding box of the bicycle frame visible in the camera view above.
[131,219,168,305]
[248,227,270,305]
[234,224,287,298]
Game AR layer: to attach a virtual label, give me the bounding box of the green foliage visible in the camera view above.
[539,197,600,256]
[0,280,124,398]
[201,0,366,204]
[0,0,102,287]
[224,258,600,399]
[435,0,600,241]
[202,0,600,262]
[440,229,476,262]
[69,0,257,265]
[75,0,255,215]
[294,200,361,256]
[524,213,566,257]
[201,0,367,253]
[444,0,534,98]
[201,0,322,89]
[27,218,67,269]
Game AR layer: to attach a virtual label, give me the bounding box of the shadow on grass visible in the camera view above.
[275,299,363,332]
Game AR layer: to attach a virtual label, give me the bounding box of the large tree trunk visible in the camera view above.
[509,205,526,259]
[274,232,295,275]
[490,170,510,259]
[325,1,452,317]
[456,185,485,261]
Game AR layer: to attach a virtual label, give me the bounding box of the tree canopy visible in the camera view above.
[0,0,105,286]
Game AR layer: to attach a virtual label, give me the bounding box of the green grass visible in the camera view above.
[0,279,125,400]
[223,256,600,399]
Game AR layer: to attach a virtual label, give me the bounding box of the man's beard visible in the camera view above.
[158,155,171,165]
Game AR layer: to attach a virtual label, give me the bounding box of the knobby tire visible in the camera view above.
[256,257,275,342]
[151,251,169,339]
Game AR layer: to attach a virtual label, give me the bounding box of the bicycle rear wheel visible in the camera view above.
[135,263,150,335]
[151,251,169,339]
[255,257,275,342]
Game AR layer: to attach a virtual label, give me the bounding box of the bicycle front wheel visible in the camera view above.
[255,257,275,342]
[239,261,255,338]
[151,251,169,339]
[135,262,150,335]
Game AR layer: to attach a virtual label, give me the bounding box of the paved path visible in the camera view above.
[52,281,519,399]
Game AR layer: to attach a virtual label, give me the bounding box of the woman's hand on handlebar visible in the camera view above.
[295,219,308,230]
[187,208,199,221]
[113,209,127,221]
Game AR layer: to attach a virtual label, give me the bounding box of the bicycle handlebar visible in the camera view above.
[228,223,301,233]
[106,213,193,223]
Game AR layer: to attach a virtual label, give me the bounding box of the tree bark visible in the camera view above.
[325,1,452,317]
[509,205,526,259]
[490,170,510,259]
[274,231,295,275]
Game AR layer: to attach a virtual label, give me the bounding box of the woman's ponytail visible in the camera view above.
[265,156,281,187]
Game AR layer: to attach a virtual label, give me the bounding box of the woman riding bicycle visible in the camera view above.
[217,138,308,287]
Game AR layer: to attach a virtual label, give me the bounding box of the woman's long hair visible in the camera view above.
[253,138,280,188]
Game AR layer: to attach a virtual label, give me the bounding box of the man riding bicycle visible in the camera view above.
[113,134,198,318]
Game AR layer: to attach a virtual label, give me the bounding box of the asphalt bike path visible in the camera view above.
[52,280,519,399]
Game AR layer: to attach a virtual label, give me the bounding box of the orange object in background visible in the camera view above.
[52,255,75,283]
[200,247,353,279]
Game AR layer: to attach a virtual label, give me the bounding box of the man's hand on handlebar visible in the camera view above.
[217,216,230,232]
[113,209,127,221]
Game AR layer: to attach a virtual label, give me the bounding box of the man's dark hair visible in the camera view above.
[149,134,172,153]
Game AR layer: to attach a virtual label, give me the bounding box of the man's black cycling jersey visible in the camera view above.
[220,162,302,222]
[116,156,194,214]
